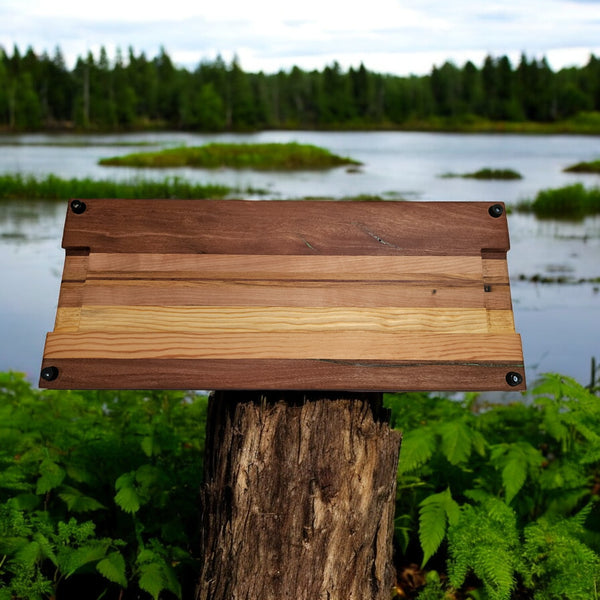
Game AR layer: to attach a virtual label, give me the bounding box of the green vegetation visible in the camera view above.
[390,373,600,599]
[99,142,360,170]
[2,45,600,132]
[442,167,522,180]
[0,173,262,200]
[1,370,599,599]
[0,372,208,600]
[517,183,600,219]
[564,159,600,173]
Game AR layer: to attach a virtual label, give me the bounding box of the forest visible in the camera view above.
[1,44,600,132]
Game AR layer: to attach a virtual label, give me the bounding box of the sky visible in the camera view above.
[1,0,600,76]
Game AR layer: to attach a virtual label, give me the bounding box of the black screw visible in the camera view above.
[484,284,492,292]
[506,371,523,387]
[71,200,87,214]
[41,366,59,382]
[489,204,504,218]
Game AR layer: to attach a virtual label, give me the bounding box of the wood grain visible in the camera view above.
[40,199,525,391]
[53,306,515,334]
[85,254,484,281]
[40,358,526,391]
[44,331,523,361]
[56,280,513,309]
[61,200,510,256]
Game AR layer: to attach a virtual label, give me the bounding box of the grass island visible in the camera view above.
[99,142,361,170]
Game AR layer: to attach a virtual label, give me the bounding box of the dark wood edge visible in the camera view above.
[39,358,526,392]
[61,199,511,255]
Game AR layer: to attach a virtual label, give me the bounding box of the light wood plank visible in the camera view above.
[87,254,484,282]
[54,307,81,332]
[44,331,524,361]
[65,306,516,334]
[57,280,512,309]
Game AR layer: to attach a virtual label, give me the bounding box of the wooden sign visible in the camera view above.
[39,199,525,391]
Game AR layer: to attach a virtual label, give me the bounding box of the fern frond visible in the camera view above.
[437,420,472,465]
[398,426,436,474]
[419,487,460,566]
[97,551,127,588]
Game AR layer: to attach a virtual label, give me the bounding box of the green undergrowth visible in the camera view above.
[98,142,361,170]
[388,372,600,599]
[441,168,522,180]
[0,174,249,200]
[517,183,600,219]
[0,373,208,600]
[1,370,599,599]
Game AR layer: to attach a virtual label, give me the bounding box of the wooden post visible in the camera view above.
[196,391,402,600]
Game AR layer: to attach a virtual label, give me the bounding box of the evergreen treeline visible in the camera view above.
[1,44,600,131]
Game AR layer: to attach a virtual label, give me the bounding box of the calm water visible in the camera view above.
[1,131,599,388]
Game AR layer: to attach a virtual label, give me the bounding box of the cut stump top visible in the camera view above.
[40,199,525,391]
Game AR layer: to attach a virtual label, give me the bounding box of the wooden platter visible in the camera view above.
[39,199,525,391]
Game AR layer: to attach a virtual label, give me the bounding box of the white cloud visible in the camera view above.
[1,0,599,74]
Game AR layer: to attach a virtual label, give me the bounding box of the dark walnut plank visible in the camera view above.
[61,200,510,256]
[40,358,526,391]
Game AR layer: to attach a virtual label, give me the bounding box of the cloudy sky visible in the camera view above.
[1,0,600,75]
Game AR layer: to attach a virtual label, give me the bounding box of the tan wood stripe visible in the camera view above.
[54,306,515,334]
[57,281,512,309]
[86,254,484,282]
[482,258,510,284]
[44,331,523,361]
[54,307,81,332]
[63,255,89,281]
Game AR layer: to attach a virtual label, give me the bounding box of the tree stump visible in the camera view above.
[196,391,402,600]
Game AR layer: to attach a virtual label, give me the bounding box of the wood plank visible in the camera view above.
[482,257,510,283]
[39,358,526,391]
[86,254,484,282]
[56,280,513,309]
[62,200,510,256]
[54,307,81,332]
[62,306,516,334]
[44,331,524,361]
[62,254,89,281]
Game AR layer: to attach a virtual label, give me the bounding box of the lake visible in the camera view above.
[1,130,599,390]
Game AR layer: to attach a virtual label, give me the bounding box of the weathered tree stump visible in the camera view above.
[196,391,402,600]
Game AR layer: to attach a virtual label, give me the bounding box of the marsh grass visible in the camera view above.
[517,183,600,219]
[0,173,262,200]
[98,142,361,170]
[564,159,600,174]
[441,167,522,180]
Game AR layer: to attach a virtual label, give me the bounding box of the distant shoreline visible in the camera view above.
[2,119,600,137]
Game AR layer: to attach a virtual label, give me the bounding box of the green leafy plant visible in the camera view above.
[0,372,207,599]
[388,373,600,598]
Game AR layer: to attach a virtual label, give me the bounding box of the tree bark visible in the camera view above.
[196,391,402,600]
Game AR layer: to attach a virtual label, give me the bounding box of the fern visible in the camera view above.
[521,511,600,599]
[96,551,128,588]
[419,488,460,566]
[398,427,437,474]
[446,496,519,600]
[490,441,543,504]
[437,420,476,466]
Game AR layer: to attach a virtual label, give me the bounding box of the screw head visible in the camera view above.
[488,204,504,218]
[41,366,59,382]
[506,371,523,387]
[70,200,87,214]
